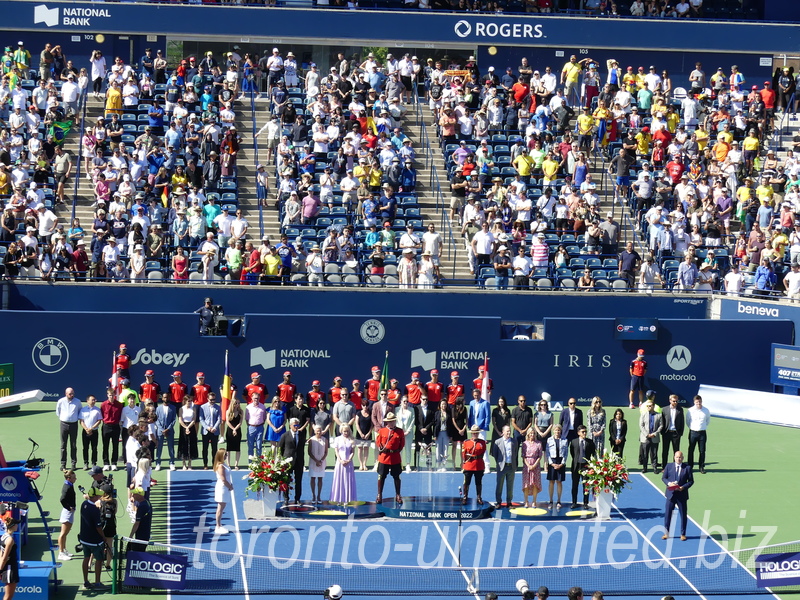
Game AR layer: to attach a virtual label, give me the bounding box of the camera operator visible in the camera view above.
[195,297,216,335]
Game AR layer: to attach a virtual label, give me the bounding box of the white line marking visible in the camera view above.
[166,468,172,600]
[638,473,781,599]
[433,520,481,600]
[229,481,250,600]
[393,543,413,551]
[611,499,709,600]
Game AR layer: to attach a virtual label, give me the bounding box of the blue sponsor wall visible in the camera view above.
[8,1,800,54]
[6,283,708,322]
[719,298,800,331]
[8,309,789,407]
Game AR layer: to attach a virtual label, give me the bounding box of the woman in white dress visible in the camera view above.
[417,251,435,289]
[213,449,233,535]
[307,425,329,504]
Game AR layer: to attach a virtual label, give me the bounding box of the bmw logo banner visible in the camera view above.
[124,551,188,590]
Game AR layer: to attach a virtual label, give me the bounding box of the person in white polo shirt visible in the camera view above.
[686,395,710,474]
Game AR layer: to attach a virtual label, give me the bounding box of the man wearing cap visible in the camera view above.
[190,373,212,407]
[461,425,487,504]
[195,297,216,336]
[128,486,152,552]
[200,393,221,469]
[447,371,465,406]
[629,349,648,409]
[375,412,405,504]
[405,373,423,405]
[244,373,267,405]
[100,387,123,471]
[425,370,444,406]
[306,381,325,411]
[277,371,297,411]
[139,370,162,405]
[168,371,189,405]
[366,366,382,407]
[155,393,176,471]
[79,486,110,591]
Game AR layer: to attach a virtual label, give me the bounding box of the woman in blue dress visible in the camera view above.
[266,397,286,451]
[241,54,257,98]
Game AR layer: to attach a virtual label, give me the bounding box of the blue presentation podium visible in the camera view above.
[0,460,59,600]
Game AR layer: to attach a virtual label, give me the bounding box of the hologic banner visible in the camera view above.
[755,552,800,587]
[697,384,800,428]
[124,551,188,590]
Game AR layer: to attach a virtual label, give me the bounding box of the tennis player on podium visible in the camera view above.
[661,450,693,541]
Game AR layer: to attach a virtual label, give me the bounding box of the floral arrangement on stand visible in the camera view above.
[244,450,293,496]
[582,451,630,496]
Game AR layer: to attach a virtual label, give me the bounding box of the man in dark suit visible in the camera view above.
[414,396,436,470]
[660,394,685,469]
[569,425,596,508]
[639,399,664,473]
[661,450,694,541]
[277,418,307,504]
[491,425,519,507]
[559,397,583,442]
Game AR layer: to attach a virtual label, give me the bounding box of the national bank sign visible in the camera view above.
[453,18,544,39]
[34,4,112,27]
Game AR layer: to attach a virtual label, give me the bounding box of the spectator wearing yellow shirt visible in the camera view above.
[0,165,9,195]
[622,67,637,93]
[635,66,647,90]
[666,107,680,134]
[513,149,535,184]
[262,246,281,284]
[541,152,560,185]
[717,124,734,145]
[576,106,594,153]
[694,126,710,151]
[635,127,652,158]
[593,100,612,149]
[755,176,774,206]
[737,177,754,206]
[560,55,589,108]
[742,130,760,174]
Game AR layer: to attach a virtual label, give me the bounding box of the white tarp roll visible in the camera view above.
[697,384,800,428]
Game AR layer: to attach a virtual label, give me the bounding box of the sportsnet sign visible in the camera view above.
[755,552,800,587]
[125,551,188,590]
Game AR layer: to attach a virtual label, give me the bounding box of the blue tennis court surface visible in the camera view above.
[161,469,776,600]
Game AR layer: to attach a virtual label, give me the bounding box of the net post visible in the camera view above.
[112,535,119,595]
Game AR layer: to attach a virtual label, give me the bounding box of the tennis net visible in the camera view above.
[117,537,800,596]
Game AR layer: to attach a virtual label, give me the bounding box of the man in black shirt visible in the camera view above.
[128,487,152,552]
[618,241,642,289]
[79,488,109,590]
[195,298,215,335]
[608,148,635,200]
[287,394,312,435]
[510,395,533,453]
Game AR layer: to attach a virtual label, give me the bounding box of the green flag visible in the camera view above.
[380,351,389,391]
[48,120,73,145]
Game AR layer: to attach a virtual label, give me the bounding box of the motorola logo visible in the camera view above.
[666,345,692,371]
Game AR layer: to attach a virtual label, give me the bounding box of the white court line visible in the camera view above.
[611,497,709,600]
[433,520,481,600]
[166,468,172,600]
[639,474,781,600]
[228,484,251,600]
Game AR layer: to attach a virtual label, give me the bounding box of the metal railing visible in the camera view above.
[71,89,89,223]
[246,86,265,240]
[411,82,457,278]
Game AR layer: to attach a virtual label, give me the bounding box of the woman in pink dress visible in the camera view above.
[171,246,189,282]
[329,425,356,505]
[521,428,543,508]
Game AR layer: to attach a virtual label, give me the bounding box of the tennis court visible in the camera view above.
[127,468,790,600]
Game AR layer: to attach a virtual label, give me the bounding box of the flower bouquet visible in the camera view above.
[582,451,630,496]
[244,450,293,496]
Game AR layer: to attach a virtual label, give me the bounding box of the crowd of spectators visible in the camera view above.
[428,53,800,297]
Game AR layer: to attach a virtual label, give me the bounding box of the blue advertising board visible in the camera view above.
[6,1,800,54]
[0,309,789,407]
[718,298,800,335]
[770,343,800,388]
[755,552,800,588]
[124,551,188,590]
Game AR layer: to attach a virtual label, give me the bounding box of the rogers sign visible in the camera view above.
[453,19,544,39]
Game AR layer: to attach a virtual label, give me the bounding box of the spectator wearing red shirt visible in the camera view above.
[760,81,776,124]
[277,371,297,409]
[101,387,123,470]
[447,371,465,405]
[349,380,364,409]
[665,157,685,185]
[387,379,401,406]
[115,343,131,378]
[191,372,212,406]
[406,373,423,405]
[306,381,324,410]
[652,127,671,149]
[511,80,530,105]
[329,377,347,404]
[366,367,382,406]
[425,370,444,405]
[139,370,161,404]
[244,373,268,404]
[472,365,493,398]
[168,371,188,405]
